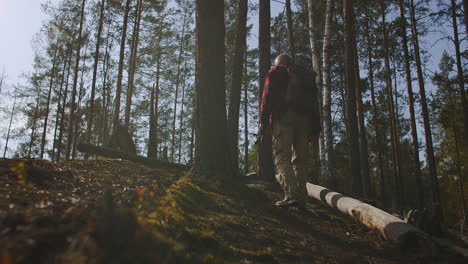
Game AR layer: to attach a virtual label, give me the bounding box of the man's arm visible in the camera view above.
[260,69,274,127]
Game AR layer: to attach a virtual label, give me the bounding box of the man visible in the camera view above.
[259,54,320,208]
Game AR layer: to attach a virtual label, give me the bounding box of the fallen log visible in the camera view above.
[306,183,468,258]
[306,183,423,244]
[77,143,187,170]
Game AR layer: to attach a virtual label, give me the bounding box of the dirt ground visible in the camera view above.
[0,158,463,263]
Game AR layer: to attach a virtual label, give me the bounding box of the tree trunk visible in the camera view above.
[364,11,386,207]
[285,0,295,60]
[227,0,248,176]
[398,0,423,209]
[450,0,468,146]
[86,0,106,149]
[321,0,335,188]
[72,40,90,159]
[195,0,229,176]
[447,81,467,232]
[178,64,188,164]
[171,7,189,163]
[28,91,40,158]
[243,51,250,175]
[306,183,422,244]
[112,0,132,137]
[51,48,70,161]
[464,0,468,36]
[257,0,275,181]
[409,0,441,211]
[354,41,370,198]
[40,37,60,159]
[65,0,86,160]
[57,49,73,162]
[343,0,362,196]
[380,0,403,210]
[100,23,114,145]
[3,95,16,158]
[124,0,143,130]
[307,0,325,184]
[148,83,156,158]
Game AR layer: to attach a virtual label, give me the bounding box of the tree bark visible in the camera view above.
[195,0,229,176]
[51,47,70,161]
[112,0,132,137]
[148,83,157,158]
[3,95,16,158]
[65,0,86,160]
[398,0,423,209]
[257,0,275,181]
[307,0,325,184]
[86,0,106,149]
[243,51,250,175]
[464,0,468,36]
[450,0,468,146]
[227,0,248,176]
[343,0,362,196]
[40,37,60,159]
[380,0,403,209]
[447,80,467,232]
[306,183,422,244]
[124,0,143,130]
[285,0,295,60]
[171,6,189,163]
[321,0,335,187]
[57,48,73,162]
[409,0,441,210]
[354,41,370,198]
[364,11,386,207]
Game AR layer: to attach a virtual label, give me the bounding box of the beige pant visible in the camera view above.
[273,111,309,200]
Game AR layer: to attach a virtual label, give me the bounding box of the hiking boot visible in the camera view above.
[275,198,300,208]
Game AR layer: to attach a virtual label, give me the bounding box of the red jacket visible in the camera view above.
[259,65,321,137]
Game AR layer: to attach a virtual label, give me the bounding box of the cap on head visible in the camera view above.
[274,54,292,66]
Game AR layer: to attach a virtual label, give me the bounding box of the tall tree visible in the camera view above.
[65,0,86,160]
[227,0,248,176]
[170,2,190,162]
[243,51,250,175]
[380,0,403,209]
[195,0,229,175]
[464,0,468,35]
[450,0,468,145]
[111,0,132,137]
[257,0,275,180]
[86,0,106,148]
[409,0,441,210]
[285,0,296,59]
[354,40,370,198]
[40,36,60,159]
[398,0,424,208]
[307,0,326,183]
[364,10,386,206]
[321,0,336,187]
[343,0,362,196]
[124,0,143,130]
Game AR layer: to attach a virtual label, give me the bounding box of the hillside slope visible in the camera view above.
[0,159,454,263]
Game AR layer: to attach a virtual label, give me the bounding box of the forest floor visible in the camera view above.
[0,158,462,263]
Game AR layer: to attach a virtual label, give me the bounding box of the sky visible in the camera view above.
[0,0,463,160]
[0,0,284,88]
[0,0,59,86]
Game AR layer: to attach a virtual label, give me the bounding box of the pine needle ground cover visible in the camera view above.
[0,159,450,263]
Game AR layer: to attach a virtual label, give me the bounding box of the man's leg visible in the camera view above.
[292,114,310,203]
[272,112,295,201]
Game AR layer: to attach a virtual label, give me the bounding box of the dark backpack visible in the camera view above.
[285,65,317,114]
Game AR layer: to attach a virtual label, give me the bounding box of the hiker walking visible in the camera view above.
[259,54,321,208]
